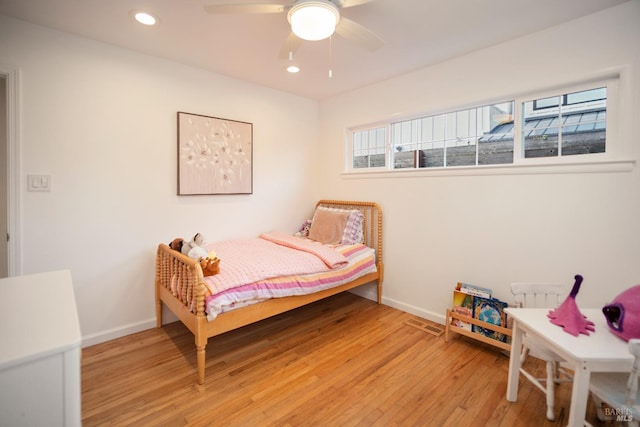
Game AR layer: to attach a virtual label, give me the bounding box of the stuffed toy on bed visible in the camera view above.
[168,234,219,276]
[180,233,209,259]
[199,257,220,277]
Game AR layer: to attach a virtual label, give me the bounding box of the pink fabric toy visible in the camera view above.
[548,274,596,336]
[602,285,640,341]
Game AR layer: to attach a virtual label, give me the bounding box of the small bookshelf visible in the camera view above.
[445,309,512,352]
[444,282,512,352]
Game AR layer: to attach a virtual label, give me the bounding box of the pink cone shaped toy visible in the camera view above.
[548,274,595,336]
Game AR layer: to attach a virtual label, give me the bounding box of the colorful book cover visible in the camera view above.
[451,290,474,330]
[456,282,492,298]
[472,296,509,343]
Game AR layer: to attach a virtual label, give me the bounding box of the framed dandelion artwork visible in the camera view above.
[177,112,253,195]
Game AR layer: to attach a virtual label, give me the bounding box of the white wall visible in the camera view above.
[0,15,321,345]
[319,1,640,323]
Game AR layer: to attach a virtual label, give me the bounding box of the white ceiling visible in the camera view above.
[0,0,629,100]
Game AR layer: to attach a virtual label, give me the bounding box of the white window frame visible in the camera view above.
[512,77,619,166]
[346,124,389,172]
[344,69,632,176]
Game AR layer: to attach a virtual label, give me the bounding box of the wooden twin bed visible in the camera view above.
[155,200,383,384]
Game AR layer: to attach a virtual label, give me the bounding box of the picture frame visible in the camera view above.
[177,111,253,195]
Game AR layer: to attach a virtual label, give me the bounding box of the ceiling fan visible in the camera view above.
[203,0,383,57]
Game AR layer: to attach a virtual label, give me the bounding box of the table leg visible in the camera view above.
[567,363,591,427]
[506,320,523,402]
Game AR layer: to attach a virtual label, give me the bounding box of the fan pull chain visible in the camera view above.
[328,36,333,78]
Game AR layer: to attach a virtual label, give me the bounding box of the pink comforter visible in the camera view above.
[204,231,348,295]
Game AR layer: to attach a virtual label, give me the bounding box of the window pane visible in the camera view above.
[566,87,606,105]
[455,109,478,167]
[524,86,607,158]
[534,96,560,110]
[477,102,514,165]
[421,117,434,143]
[523,99,557,158]
[352,127,385,168]
[433,115,445,143]
[375,128,386,150]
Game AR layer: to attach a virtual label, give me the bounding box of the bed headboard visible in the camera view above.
[315,200,383,268]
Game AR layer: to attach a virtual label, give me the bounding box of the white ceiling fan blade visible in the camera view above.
[278,32,303,59]
[335,17,383,51]
[203,3,288,14]
[340,0,376,8]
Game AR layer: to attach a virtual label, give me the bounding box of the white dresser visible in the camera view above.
[0,270,81,427]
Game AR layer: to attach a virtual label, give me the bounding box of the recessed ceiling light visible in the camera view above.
[131,10,158,26]
[287,65,300,73]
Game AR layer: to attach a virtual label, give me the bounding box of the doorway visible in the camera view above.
[1,66,20,278]
[0,75,7,278]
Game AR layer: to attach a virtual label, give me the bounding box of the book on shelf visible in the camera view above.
[456,282,492,298]
[472,295,509,343]
[451,290,474,331]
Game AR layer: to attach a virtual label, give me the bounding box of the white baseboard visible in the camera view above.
[382,296,446,325]
[350,286,446,326]
[82,306,179,348]
[81,319,155,348]
[82,293,445,348]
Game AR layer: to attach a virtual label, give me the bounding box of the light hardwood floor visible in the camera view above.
[82,293,613,426]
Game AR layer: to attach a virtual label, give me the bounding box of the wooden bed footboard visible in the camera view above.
[155,243,207,328]
[155,200,383,384]
[155,244,210,384]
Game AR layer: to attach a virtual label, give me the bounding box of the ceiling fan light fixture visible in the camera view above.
[287,1,339,41]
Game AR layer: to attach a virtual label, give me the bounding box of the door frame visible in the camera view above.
[1,64,21,276]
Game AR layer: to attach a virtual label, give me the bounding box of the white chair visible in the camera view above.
[511,282,572,421]
[589,339,640,427]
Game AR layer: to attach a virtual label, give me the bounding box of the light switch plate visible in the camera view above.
[27,174,51,192]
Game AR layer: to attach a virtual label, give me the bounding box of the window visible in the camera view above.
[390,102,515,169]
[523,87,607,159]
[351,127,386,169]
[347,76,618,173]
